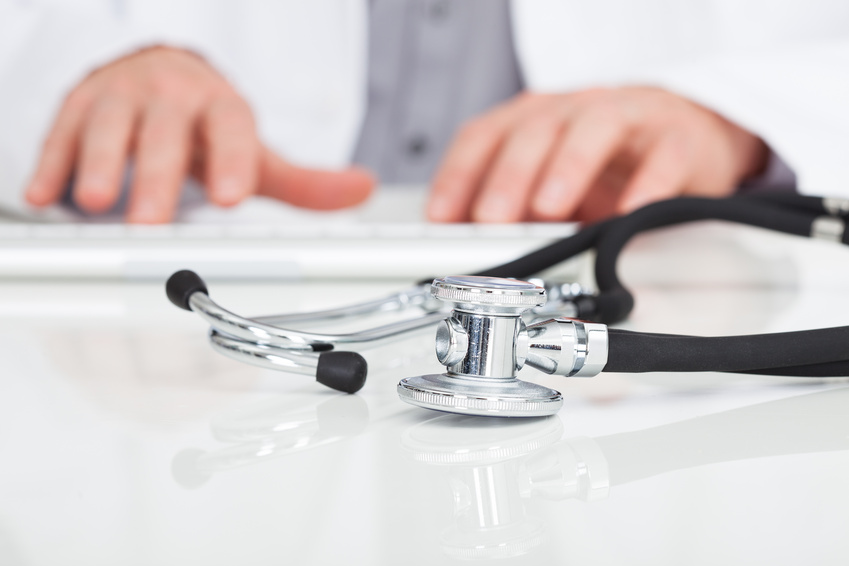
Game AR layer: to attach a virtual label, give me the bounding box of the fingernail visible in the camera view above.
[214,177,244,203]
[76,176,114,210]
[533,179,568,213]
[25,183,47,204]
[427,196,455,221]
[80,174,109,193]
[127,202,161,223]
[474,196,514,223]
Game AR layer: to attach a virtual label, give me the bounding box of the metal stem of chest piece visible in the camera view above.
[397,276,609,418]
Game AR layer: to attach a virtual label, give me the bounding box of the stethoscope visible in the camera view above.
[166,192,849,418]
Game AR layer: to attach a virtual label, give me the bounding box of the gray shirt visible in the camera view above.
[352,0,523,183]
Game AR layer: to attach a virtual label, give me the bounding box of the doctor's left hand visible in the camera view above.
[24,46,374,223]
[427,87,768,223]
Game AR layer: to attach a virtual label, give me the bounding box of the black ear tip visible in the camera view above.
[316,351,368,394]
[166,270,208,311]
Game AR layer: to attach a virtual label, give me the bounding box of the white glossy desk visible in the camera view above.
[1,222,848,566]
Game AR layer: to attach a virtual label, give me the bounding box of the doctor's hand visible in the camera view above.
[24,46,373,223]
[427,88,768,223]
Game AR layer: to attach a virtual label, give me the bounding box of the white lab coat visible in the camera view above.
[1,0,848,217]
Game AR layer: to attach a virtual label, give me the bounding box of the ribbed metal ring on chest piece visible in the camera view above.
[397,276,564,418]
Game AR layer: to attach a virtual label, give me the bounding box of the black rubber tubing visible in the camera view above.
[596,196,849,377]
[738,193,849,245]
[739,192,844,217]
[590,196,822,323]
[471,219,614,280]
[474,194,829,284]
[606,327,849,376]
[469,196,825,324]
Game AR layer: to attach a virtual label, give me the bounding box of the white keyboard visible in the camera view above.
[0,221,577,280]
[0,186,581,280]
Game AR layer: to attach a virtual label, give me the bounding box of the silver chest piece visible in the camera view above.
[397,276,608,418]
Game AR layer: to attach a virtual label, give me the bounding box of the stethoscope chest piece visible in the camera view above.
[398,276,564,418]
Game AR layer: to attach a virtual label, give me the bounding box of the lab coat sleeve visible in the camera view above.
[0,2,231,219]
[511,1,849,198]
[635,41,849,198]
[519,36,849,198]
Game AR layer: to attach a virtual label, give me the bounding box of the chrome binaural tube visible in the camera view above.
[255,284,440,325]
[189,290,447,351]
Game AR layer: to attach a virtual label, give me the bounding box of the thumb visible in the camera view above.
[258,146,375,210]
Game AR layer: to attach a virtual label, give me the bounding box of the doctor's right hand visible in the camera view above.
[24,46,374,223]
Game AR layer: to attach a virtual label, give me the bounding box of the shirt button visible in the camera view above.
[407,135,429,157]
[427,0,449,22]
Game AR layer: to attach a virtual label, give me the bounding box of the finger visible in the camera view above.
[201,96,259,206]
[570,160,632,222]
[72,95,137,213]
[126,102,193,223]
[616,134,689,214]
[530,104,630,221]
[258,147,374,210]
[470,119,560,222]
[426,120,508,222]
[427,94,545,222]
[25,90,92,206]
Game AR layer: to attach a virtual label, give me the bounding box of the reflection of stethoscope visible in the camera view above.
[404,386,849,560]
[172,387,849,558]
[167,193,849,417]
[172,394,370,489]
